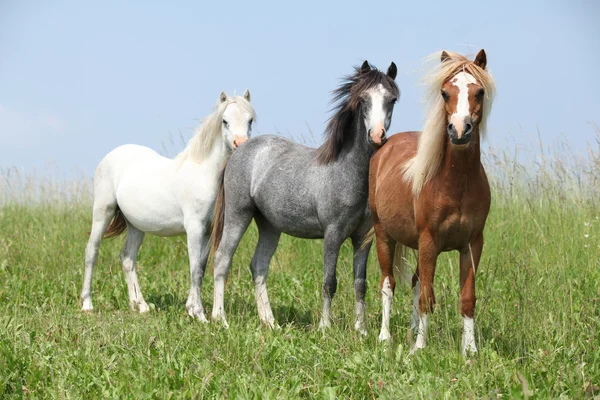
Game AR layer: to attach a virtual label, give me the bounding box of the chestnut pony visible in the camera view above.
[368,50,495,355]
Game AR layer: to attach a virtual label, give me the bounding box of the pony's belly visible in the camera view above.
[116,174,185,237]
[118,203,185,236]
[386,222,419,249]
[125,212,185,236]
[262,208,324,239]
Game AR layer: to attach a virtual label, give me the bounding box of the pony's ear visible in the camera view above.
[243,89,251,102]
[219,91,228,103]
[441,51,451,63]
[360,60,371,75]
[474,49,487,70]
[387,62,397,80]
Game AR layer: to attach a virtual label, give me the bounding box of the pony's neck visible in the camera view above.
[203,137,230,167]
[178,132,229,168]
[441,128,482,176]
[339,110,373,166]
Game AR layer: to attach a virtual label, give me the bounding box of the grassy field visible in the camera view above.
[1,140,599,398]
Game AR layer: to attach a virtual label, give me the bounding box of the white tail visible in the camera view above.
[393,243,414,286]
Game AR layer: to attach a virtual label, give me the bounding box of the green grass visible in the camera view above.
[1,141,600,398]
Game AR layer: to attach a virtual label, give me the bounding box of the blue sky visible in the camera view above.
[1,1,598,176]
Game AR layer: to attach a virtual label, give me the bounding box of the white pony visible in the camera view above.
[81,90,255,322]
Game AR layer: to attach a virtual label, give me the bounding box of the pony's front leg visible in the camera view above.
[412,232,438,354]
[373,227,397,343]
[319,228,344,331]
[185,222,210,323]
[459,234,483,356]
[351,233,371,336]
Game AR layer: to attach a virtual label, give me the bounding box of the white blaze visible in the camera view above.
[364,84,391,133]
[450,72,477,137]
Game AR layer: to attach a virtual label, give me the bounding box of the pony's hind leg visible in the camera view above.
[81,202,117,311]
[120,223,148,313]
[351,232,371,336]
[185,220,210,322]
[212,210,254,328]
[459,233,483,356]
[250,216,281,328]
[318,227,345,331]
[373,226,397,343]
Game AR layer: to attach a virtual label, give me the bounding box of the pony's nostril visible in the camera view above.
[233,140,238,149]
[448,123,455,132]
[465,123,472,133]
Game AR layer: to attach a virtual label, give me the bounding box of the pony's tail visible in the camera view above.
[104,206,127,239]
[360,227,375,249]
[393,243,414,287]
[210,165,227,255]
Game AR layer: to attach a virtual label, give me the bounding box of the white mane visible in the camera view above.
[403,51,496,195]
[176,96,255,164]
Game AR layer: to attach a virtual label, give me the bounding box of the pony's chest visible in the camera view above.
[425,185,490,249]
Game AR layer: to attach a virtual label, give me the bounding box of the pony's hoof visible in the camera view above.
[187,305,209,323]
[81,298,93,312]
[137,302,150,313]
[212,314,230,329]
[378,330,391,343]
[409,343,425,355]
[261,319,279,330]
[462,342,478,357]
[355,321,367,337]
[318,319,330,332]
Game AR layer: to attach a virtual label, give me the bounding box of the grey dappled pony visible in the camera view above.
[211,61,399,334]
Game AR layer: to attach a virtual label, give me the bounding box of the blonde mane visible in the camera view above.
[176,96,255,164]
[403,51,496,195]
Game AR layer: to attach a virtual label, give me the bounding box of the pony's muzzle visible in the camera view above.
[232,136,248,149]
[368,123,387,147]
[448,118,473,147]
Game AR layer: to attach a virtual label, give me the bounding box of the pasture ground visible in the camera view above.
[1,141,599,398]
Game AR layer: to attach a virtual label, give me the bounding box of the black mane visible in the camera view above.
[316,63,399,164]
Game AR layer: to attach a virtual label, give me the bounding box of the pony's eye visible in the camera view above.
[476,88,485,98]
[223,120,229,127]
[441,90,449,101]
[249,119,253,125]
[390,98,397,104]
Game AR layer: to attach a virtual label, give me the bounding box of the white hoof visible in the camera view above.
[461,339,478,356]
[211,312,229,329]
[261,318,277,329]
[355,320,367,337]
[409,342,426,355]
[318,318,330,331]
[187,305,209,323]
[137,302,150,313]
[378,329,391,343]
[81,298,93,312]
